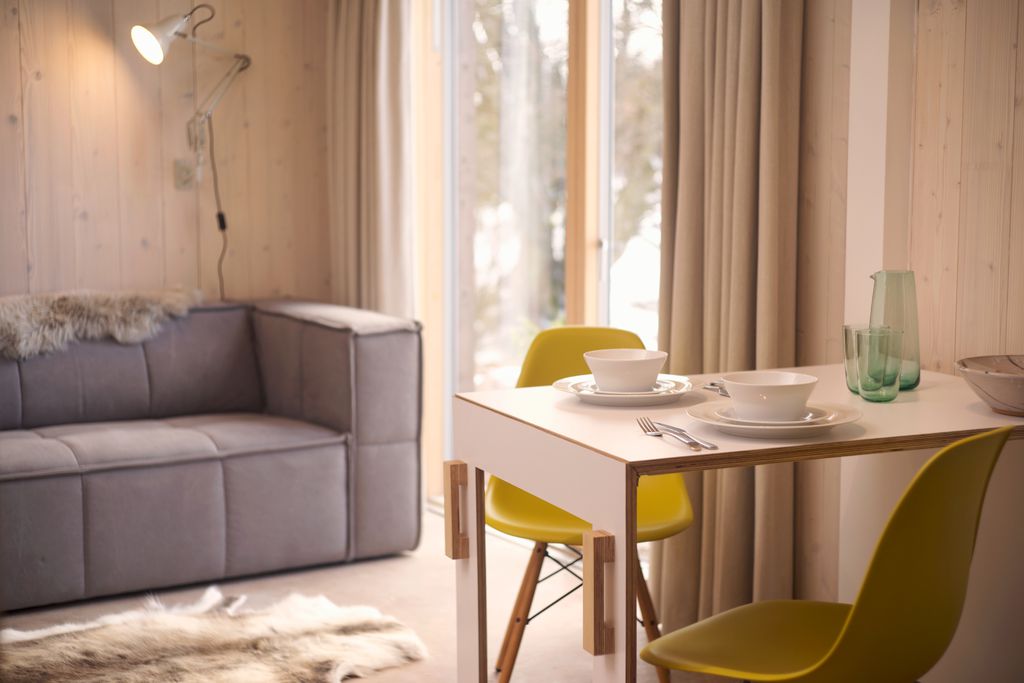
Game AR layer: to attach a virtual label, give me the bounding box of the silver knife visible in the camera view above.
[654,422,719,450]
[656,427,702,450]
[702,381,730,397]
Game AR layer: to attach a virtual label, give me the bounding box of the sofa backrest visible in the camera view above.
[0,304,263,430]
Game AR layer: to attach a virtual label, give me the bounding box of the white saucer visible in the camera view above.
[553,374,693,406]
[713,404,834,426]
[687,401,860,438]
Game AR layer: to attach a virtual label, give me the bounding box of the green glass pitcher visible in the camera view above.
[869,270,920,390]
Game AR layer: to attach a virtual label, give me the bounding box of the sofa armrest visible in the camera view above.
[252,301,420,437]
[251,301,422,558]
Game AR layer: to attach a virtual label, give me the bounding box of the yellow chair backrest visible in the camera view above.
[805,426,1013,682]
[516,326,645,388]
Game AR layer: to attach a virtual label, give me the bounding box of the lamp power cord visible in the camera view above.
[185,2,250,302]
[207,115,228,301]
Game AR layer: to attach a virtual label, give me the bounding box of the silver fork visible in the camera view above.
[653,421,719,450]
[636,416,701,451]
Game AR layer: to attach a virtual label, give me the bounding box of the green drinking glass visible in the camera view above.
[843,324,867,393]
[856,327,903,402]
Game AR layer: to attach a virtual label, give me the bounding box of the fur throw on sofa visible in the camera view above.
[0,289,202,361]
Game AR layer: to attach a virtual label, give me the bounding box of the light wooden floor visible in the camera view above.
[3,511,723,682]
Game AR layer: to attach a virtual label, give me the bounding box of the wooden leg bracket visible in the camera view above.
[583,529,615,655]
[444,460,469,559]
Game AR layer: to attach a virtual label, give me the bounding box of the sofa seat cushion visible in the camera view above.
[164,414,342,451]
[0,414,345,480]
[0,431,78,478]
[0,413,349,610]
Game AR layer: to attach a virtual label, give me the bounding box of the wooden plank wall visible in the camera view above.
[0,0,330,301]
[909,0,1024,371]
[0,0,29,294]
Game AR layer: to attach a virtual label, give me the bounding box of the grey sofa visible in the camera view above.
[0,301,421,612]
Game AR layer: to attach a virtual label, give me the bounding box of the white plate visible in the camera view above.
[688,401,861,438]
[563,377,682,396]
[554,374,693,406]
[713,404,835,426]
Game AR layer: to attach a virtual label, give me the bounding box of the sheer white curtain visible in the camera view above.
[327,0,413,317]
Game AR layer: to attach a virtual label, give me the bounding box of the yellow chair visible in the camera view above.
[641,426,1014,683]
[487,327,693,682]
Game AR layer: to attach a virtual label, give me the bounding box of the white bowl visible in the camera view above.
[957,355,1024,417]
[583,349,667,393]
[721,370,818,421]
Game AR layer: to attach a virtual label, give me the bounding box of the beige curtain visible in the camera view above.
[327,0,413,317]
[651,0,816,633]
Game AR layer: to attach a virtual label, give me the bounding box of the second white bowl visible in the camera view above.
[721,370,818,421]
[583,349,667,393]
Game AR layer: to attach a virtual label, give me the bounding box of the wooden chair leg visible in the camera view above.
[495,542,547,681]
[635,555,670,683]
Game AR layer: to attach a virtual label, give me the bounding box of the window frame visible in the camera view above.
[565,0,605,326]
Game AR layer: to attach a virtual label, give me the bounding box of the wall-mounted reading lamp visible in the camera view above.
[131,4,251,300]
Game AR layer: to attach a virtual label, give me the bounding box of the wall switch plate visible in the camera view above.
[174,159,195,189]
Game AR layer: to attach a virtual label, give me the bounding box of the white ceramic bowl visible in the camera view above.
[721,370,818,421]
[583,349,667,393]
[956,355,1024,417]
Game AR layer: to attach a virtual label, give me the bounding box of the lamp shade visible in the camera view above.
[131,13,188,65]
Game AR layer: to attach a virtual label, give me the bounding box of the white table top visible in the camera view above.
[455,364,1024,474]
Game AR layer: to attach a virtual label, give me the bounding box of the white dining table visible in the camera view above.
[445,364,1024,682]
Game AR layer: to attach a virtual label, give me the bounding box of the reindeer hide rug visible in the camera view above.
[0,587,427,682]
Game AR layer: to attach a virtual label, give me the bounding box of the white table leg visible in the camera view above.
[455,466,487,682]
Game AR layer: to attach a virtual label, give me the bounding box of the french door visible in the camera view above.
[443,0,664,454]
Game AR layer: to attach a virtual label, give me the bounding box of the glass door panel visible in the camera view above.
[607,0,662,350]
[456,0,569,390]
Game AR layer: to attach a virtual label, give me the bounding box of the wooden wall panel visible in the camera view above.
[158,0,199,290]
[69,0,121,290]
[113,0,166,290]
[881,0,915,270]
[908,0,966,373]
[954,0,1017,361]
[0,0,28,295]
[241,0,273,299]
[1006,7,1024,352]
[20,0,76,292]
[242,0,330,301]
[0,0,331,301]
[909,0,1024,369]
[299,0,331,299]
[255,0,301,299]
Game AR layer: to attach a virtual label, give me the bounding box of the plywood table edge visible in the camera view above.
[456,395,1024,477]
[631,425,1024,475]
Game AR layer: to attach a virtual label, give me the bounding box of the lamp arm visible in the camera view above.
[175,32,243,59]
[186,54,251,152]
